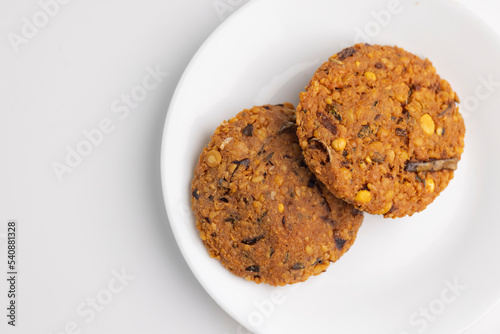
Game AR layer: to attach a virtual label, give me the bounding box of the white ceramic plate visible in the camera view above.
[161,0,500,333]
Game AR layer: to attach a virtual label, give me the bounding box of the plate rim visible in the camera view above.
[160,0,500,332]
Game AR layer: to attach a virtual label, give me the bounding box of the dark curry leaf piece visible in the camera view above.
[438,102,455,117]
[308,138,333,163]
[241,234,265,245]
[279,122,297,134]
[230,158,250,177]
[415,175,426,188]
[232,158,250,167]
[265,152,275,161]
[307,177,317,188]
[218,178,230,189]
[257,211,268,223]
[395,128,408,137]
[291,263,305,270]
[371,152,385,163]
[242,123,254,136]
[245,265,260,273]
[334,237,347,250]
[326,104,342,122]
[357,124,373,138]
[337,46,356,61]
[405,157,459,172]
[316,112,338,135]
[388,204,398,214]
[351,207,363,216]
[312,258,323,266]
[223,216,238,223]
[283,252,289,264]
[192,189,200,200]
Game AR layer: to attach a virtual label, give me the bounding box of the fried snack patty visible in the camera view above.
[296,44,465,218]
[191,104,363,286]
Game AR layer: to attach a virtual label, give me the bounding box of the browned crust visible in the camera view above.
[191,104,363,285]
[296,44,465,218]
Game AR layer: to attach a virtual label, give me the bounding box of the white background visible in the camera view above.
[1,0,499,333]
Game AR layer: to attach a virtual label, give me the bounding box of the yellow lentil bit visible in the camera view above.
[251,175,264,183]
[206,150,222,167]
[375,201,393,215]
[364,71,376,80]
[386,150,395,164]
[426,178,435,192]
[278,203,284,213]
[420,114,435,135]
[209,211,219,220]
[305,245,313,256]
[355,190,372,203]
[365,156,372,164]
[340,168,352,181]
[219,137,233,150]
[275,175,284,186]
[436,127,444,136]
[377,128,389,139]
[332,138,347,152]
[312,262,329,275]
[312,81,320,92]
[399,151,409,162]
[228,163,237,174]
[399,56,410,65]
[385,190,395,201]
[255,128,267,140]
[380,57,394,69]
